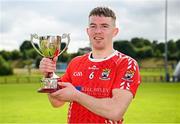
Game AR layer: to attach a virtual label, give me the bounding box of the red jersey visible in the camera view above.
[61,50,141,124]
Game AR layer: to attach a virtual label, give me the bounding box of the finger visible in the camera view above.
[39,64,56,73]
[58,82,71,87]
[41,58,56,65]
[50,89,63,97]
[41,58,51,63]
[53,56,58,62]
[39,58,56,72]
[48,93,56,98]
[40,64,56,71]
[50,90,59,96]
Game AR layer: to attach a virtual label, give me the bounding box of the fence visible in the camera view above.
[141,75,164,82]
[0,76,41,84]
[140,67,165,72]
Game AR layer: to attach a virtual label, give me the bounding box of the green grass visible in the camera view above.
[0,83,68,123]
[124,82,180,123]
[0,82,180,123]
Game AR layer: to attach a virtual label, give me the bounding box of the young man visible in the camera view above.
[39,7,141,124]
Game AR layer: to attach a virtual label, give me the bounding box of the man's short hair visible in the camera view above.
[89,7,116,20]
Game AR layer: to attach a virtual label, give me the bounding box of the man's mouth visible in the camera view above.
[93,36,104,40]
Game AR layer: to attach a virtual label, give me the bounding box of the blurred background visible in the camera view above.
[0,0,180,123]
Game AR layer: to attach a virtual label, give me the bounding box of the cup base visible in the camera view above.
[38,88,58,93]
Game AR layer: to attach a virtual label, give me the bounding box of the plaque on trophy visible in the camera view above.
[30,34,70,93]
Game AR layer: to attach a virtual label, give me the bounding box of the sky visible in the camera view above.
[0,0,180,53]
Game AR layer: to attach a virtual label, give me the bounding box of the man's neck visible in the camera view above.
[91,49,115,59]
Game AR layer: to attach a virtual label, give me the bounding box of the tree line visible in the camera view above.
[0,37,180,75]
[114,38,180,60]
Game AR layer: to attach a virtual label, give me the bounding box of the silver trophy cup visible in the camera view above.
[30,34,70,93]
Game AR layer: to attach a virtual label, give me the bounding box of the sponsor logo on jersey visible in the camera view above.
[88,65,99,70]
[82,87,110,97]
[73,72,83,77]
[99,68,111,80]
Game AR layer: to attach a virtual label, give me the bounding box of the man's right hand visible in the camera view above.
[39,57,58,77]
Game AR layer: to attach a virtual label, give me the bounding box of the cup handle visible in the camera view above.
[57,33,70,56]
[30,34,45,57]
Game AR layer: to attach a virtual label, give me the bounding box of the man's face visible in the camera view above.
[87,16,118,50]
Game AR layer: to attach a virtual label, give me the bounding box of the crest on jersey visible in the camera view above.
[99,68,111,80]
[124,70,135,80]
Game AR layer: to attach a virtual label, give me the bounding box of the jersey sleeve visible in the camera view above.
[112,57,141,97]
[60,56,82,83]
[60,59,75,82]
[60,65,71,82]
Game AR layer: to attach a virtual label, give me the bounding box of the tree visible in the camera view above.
[20,40,34,52]
[168,40,177,54]
[0,56,13,75]
[58,52,70,62]
[176,39,180,50]
[35,56,42,68]
[0,50,12,60]
[114,40,136,58]
[11,50,22,60]
[19,40,39,60]
[131,37,151,48]
[26,49,39,59]
[136,47,153,59]
[156,42,165,54]
[61,42,66,51]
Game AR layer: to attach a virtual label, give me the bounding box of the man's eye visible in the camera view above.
[90,25,96,28]
[102,25,109,28]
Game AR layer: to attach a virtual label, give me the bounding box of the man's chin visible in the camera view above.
[93,46,105,50]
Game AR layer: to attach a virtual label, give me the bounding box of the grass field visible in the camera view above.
[0,82,180,123]
[0,83,68,123]
[124,82,180,123]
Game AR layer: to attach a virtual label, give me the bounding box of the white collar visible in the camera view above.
[88,50,118,62]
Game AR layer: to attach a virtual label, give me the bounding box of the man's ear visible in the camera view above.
[86,28,90,35]
[113,28,119,37]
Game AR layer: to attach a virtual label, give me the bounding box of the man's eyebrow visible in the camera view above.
[89,23,110,26]
[101,23,110,26]
[89,23,96,26]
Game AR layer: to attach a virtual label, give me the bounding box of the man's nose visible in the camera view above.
[94,27,102,33]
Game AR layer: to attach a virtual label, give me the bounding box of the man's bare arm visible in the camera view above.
[74,89,133,121]
[51,82,133,121]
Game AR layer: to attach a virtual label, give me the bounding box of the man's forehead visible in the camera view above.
[89,16,114,24]
[89,16,112,21]
[89,16,115,25]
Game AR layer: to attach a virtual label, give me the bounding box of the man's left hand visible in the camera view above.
[50,82,79,102]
